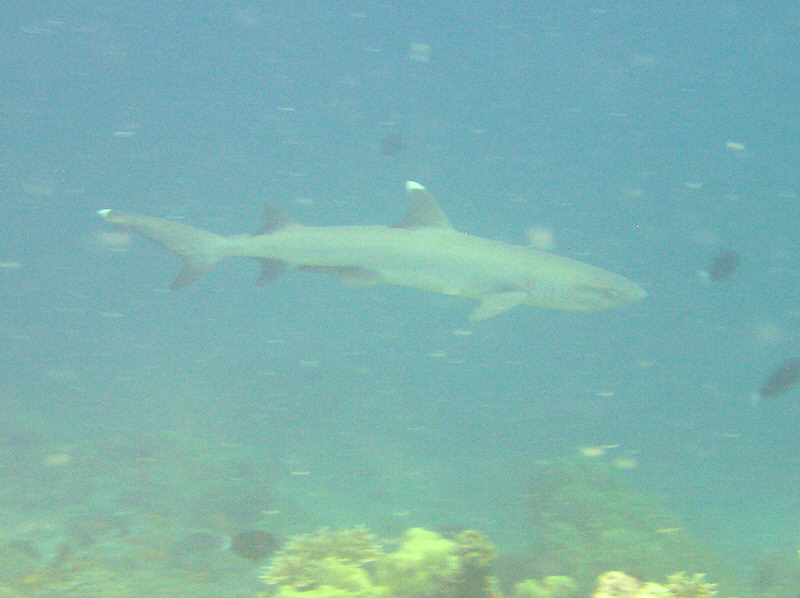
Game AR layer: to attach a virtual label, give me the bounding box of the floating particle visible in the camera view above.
[43,453,72,467]
[526,226,555,251]
[22,182,53,197]
[578,446,606,457]
[409,42,431,62]
[612,456,638,470]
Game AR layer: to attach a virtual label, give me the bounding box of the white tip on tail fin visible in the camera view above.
[405,181,425,192]
[97,209,111,218]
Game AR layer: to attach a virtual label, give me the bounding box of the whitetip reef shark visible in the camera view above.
[98,181,646,320]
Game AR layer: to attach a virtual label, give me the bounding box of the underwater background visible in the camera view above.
[1,2,799,596]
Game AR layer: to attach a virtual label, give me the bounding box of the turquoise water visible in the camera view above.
[1,3,799,596]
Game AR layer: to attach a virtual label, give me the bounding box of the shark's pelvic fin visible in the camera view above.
[393,181,454,230]
[256,258,289,285]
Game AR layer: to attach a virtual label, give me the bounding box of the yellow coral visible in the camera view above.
[262,526,499,598]
[592,571,666,598]
[269,557,388,598]
[376,528,462,598]
[666,572,718,598]
[261,526,385,595]
[592,571,719,598]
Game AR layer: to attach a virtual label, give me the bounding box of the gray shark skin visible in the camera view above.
[98,181,646,320]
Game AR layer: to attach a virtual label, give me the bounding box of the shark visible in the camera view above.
[97,181,646,320]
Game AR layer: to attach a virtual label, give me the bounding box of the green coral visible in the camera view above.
[525,457,738,593]
[514,576,579,598]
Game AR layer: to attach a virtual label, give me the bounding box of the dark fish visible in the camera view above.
[752,357,800,405]
[381,134,404,156]
[230,530,277,562]
[707,250,740,281]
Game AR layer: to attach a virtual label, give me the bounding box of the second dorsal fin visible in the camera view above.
[256,203,294,234]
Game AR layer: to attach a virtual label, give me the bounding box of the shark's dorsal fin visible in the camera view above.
[394,181,454,230]
[256,203,293,235]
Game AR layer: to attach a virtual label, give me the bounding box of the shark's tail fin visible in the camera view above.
[97,209,229,289]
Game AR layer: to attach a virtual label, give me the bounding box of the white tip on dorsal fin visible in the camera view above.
[394,181,454,230]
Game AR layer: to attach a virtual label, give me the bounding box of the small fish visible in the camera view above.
[707,250,740,281]
[381,134,404,156]
[751,357,800,406]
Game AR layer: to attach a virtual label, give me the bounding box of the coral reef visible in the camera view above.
[513,575,579,598]
[261,524,730,598]
[377,527,462,597]
[524,457,736,592]
[666,572,718,598]
[261,526,386,597]
[592,571,719,598]
[452,529,500,598]
[751,546,800,598]
[261,526,498,598]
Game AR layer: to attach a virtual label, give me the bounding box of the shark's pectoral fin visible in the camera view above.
[470,292,529,320]
[298,265,380,287]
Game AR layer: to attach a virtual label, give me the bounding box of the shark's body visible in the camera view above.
[98,181,645,319]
